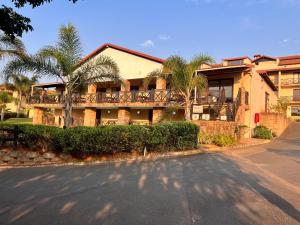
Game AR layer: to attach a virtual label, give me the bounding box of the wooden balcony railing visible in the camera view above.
[29,89,245,106]
[281,96,300,102]
[281,78,300,86]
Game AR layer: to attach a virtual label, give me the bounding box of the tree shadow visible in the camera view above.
[0,154,299,225]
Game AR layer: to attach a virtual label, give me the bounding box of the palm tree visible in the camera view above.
[0,33,25,60]
[4,74,37,117]
[145,55,214,121]
[0,92,13,121]
[4,24,120,127]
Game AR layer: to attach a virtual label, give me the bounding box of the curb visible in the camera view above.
[0,140,271,169]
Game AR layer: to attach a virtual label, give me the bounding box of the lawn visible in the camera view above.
[0,118,33,125]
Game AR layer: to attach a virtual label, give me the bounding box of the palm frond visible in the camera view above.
[188,54,214,75]
[0,33,26,59]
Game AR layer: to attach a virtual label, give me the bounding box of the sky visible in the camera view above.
[1,0,300,79]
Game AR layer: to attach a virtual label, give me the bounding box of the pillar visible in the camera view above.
[152,108,164,124]
[84,108,97,127]
[117,107,130,125]
[278,71,282,97]
[88,84,97,94]
[156,78,166,90]
[121,80,130,92]
[33,107,43,125]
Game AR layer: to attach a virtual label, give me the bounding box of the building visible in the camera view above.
[0,84,19,113]
[30,43,289,137]
[254,55,300,118]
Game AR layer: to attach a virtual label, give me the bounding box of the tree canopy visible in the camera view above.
[0,0,78,39]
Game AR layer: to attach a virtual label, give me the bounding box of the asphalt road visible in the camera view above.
[0,123,300,225]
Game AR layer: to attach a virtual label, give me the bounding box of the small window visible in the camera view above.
[265,92,270,112]
[228,60,243,66]
[293,73,300,84]
[293,89,300,101]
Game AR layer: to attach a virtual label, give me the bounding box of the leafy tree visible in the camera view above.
[271,96,289,114]
[0,92,13,121]
[0,0,77,39]
[4,74,37,117]
[5,24,120,127]
[0,32,25,60]
[145,55,214,121]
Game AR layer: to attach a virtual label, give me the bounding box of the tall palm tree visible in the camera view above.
[4,24,120,127]
[0,33,25,60]
[0,92,13,121]
[145,55,214,121]
[4,74,37,117]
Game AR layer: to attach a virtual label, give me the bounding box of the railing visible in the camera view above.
[281,96,300,101]
[29,90,187,105]
[281,78,300,86]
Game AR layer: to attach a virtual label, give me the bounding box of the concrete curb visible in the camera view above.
[0,139,271,169]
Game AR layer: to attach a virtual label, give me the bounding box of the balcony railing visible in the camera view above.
[281,78,300,86]
[281,95,300,102]
[29,89,246,106]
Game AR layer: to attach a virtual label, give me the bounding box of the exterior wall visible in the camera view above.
[130,109,149,125]
[32,107,43,125]
[101,109,118,124]
[88,47,163,80]
[84,108,96,127]
[260,113,290,136]
[249,70,278,133]
[72,109,84,126]
[193,120,237,136]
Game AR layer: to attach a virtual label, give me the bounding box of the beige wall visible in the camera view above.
[249,70,278,131]
[101,109,118,124]
[86,47,163,80]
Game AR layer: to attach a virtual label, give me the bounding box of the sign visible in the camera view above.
[193,105,203,114]
[192,114,200,120]
[220,115,227,121]
[202,114,210,121]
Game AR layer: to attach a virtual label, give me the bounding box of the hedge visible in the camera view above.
[0,122,199,154]
[254,125,273,139]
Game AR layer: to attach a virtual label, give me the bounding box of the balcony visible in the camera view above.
[281,78,300,86]
[281,95,300,102]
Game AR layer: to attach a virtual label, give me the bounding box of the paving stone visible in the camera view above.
[2,156,11,162]
[19,156,28,163]
[59,154,73,161]
[51,157,62,162]
[43,152,56,160]
[10,151,21,158]
[26,152,38,159]
[34,157,47,163]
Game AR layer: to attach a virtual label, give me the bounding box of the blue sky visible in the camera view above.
[2,0,300,64]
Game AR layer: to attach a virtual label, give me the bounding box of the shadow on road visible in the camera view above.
[0,153,299,225]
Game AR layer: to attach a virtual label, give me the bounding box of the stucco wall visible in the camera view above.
[260,113,290,136]
[193,120,237,136]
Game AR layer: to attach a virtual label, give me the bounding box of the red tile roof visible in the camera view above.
[278,55,300,66]
[79,43,165,66]
[223,56,250,61]
[252,55,276,62]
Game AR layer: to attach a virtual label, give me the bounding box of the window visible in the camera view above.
[291,107,300,116]
[293,89,300,101]
[208,79,233,102]
[265,92,270,112]
[227,60,243,66]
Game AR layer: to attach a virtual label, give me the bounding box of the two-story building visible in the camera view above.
[254,55,300,118]
[30,43,284,137]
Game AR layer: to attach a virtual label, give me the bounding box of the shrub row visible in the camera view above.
[254,125,273,139]
[198,132,236,147]
[0,122,199,154]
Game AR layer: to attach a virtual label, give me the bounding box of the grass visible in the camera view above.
[0,118,33,125]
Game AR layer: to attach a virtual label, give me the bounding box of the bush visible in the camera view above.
[198,132,236,147]
[254,125,272,139]
[0,122,199,154]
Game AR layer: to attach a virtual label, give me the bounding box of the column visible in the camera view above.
[156,78,166,90]
[84,108,97,127]
[118,107,130,125]
[121,80,130,92]
[33,107,43,125]
[88,84,97,94]
[278,71,282,97]
[152,108,164,124]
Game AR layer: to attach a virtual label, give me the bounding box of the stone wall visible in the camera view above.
[192,120,237,136]
[260,113,290,136]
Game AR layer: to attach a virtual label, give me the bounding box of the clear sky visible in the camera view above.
[2,0,300,66]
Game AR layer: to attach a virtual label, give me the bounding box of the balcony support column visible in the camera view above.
[278,71,282,97]
[118,107,130,125]
[33,107,43,125]
[121,80,130,92]
[88,84,97,94]
[84,108,97,127]
[156,78,166,90]
[152,108,164,124]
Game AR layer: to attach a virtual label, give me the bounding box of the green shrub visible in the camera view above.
[254,125,272,139]
[198,132,236,147]
[0,122,199,154]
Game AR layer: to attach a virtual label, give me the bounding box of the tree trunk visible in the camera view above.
[185,94,191,121]
[63,89,73,128]
[1,108,5,121]
[16,93,22,118]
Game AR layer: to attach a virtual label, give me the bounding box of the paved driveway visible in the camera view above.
[0,123,300,225]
